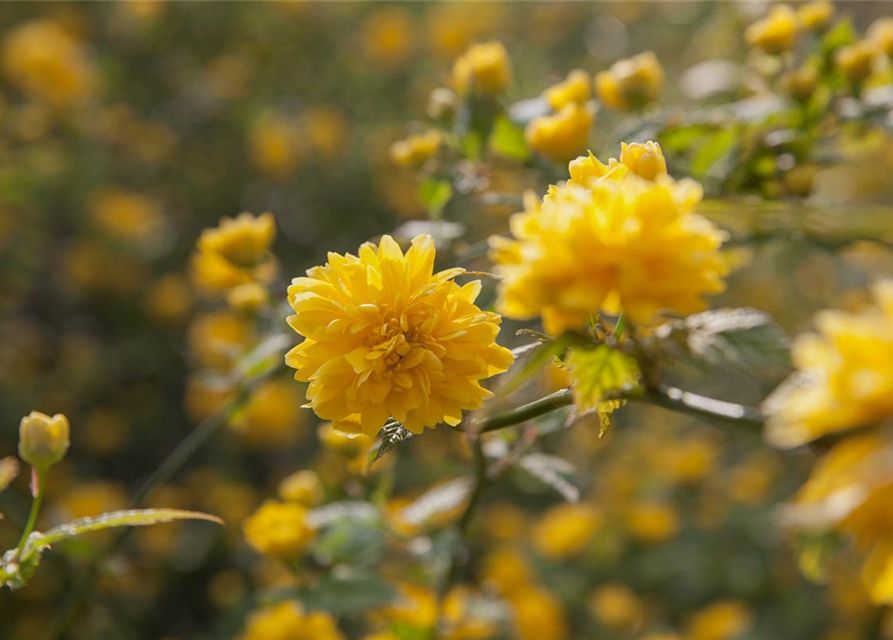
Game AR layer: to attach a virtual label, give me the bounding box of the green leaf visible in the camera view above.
[659,124,714,153]
[311,515,386,567]
[690,127,740,181]
[418,178,453,217]
[32,509,223,548]
[500,332,593,396]
[821,18,856,56]
[566,345,640,435]
[489,115,530,161]
[296,570,398,614]
[370,422,413,464]
[650,308,791,375]
[517,453,579,503]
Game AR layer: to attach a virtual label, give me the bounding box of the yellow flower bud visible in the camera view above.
[543,69,591,111]
[525,103,593,163]
[19,411,69,469]
[745,5,798,55]
[389,130,442,169]
[796,1,834,33]
[226,282,268,312]
[595,51,665,111]
[868,17,893,59]
[618,141,668,181]
[781,65,819,101]
[451,41,512,97]
[243,500,316,560]
[278,470,324,507]
[835,40,878,84]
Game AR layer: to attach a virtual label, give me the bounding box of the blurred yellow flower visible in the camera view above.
[361,7,414,66]
[490,147,727,334]
[595,51,664,111]
[390,130,442,169]
[286,234,513,435]
[481,547,533,595]
[525,103,594,164]
[569,141,668,184]
[781,65,819,102]
[243,500,316,561]
[868,17,893,58]
[797,1,834,33]
[227,282,269,313]
[371,582,437,630]
[745,5,798,55]
[317,422,374,457]
[835,40,878,85]
[625,501,680,544]
[249,112,300,178]
[191,212,278,296]
[278,470,324,507]
[588,582,644,632]
[2,19,95,108]
[507,585,568,640]
[240,601,343,640]
[687,599,753,640]
[229,379,304,447]
[90,188,164,243]
[544,69,591,110]
[145,273,193,324]
[765,280,893,448]
[452,41,512,97]
[301,105,349,162]
[532,503,600,559]
[19,411,69,469]
[189,310,254,372]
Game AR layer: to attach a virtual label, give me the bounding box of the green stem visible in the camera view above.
[479,389,575,433]
[14,467,46,558]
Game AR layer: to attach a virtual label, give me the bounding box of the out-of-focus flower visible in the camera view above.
[868,17,893,58]
[286,235,513,435]
[390,130,442,169]
[361,7,413,67]
[525,103,594,164]
[835,41,878,85]
[745,5,798,55]
[90,188,164,243]
[441,586,498,640]
[624,501,680,544]
[765,280,893,448]
[588,583,644,632]
[189,310,254,372]
[56,481,129,521]
[240,601,344,640]
[687,600,753,640]
[569,141,668,184]
[2,19,95,108]
[544,69,591,110]
[595,51,664,111]
[243,500,316,560]
[371,582,437,630]
[227,282,269,313]
[301,106,349,162]
[249,112,300,178]
[781,65,819,102]
[146,274,193,324]
[481,547,533,595]
[452,41,512,97]
[786,432,893,604]
[229,379,304,447]
[278,470,324,507]
[507,586,568,640]
[490,145,727,334]
[426,4,505,60]
[531,503,600,559]
[317,423,373,457]
[19,411,69,469]
[797,1,834,33]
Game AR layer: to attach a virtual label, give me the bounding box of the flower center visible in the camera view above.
[365,316,420,369]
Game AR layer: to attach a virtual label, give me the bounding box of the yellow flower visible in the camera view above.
[19,411,69,469]
[624,501,680,544]
[525,103,594,164]
[687,600,753,640]
[229,379,304,447]
[189,310,254,372]
[243,500,316,560]
[587,583,643,632]
[361,7,414,67]
[452,41,512,97]
[227,282,269,313]
[765,280,893,448]
[569,141,668,184]
[785,432,893,604]
[191,212,278,296]
[249,112,300,178]
[797,1,834,33]
[745,5,798,55]
[532,503,600,559]
[240,601,344,640]
[286,234,513,436]
[868,17,893,58]
[2,19,95,108]
[90,189,164,243]
[389,130,442,169]
[490,145,727,334]
[507,586,568,640]
[544,69,591,110]
[278,470,324,507]
[317,422,374,457]
[595,51,664,111]
[481,547,533,595]
[835,40,878,84]
[781,65,819,102]
[146,274,193,324]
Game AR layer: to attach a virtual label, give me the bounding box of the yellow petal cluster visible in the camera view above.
[525,103,594,164]
[286,234,513,435]
[595,51,664,111]
[569,140,668,185]
[797,0,834,33]
[190,212,278,297]
[834,40,878,84]
[451,41,512,96]
[765,280,893,448]
[389,130,442,169]
[490,143,728,334]
[240,601,344,640]
[544,69,591,111]
[745,5,798,55]
[786,432,893,604]
[869,17,893,58]
[243,500,316,560]
[19,411,70,469]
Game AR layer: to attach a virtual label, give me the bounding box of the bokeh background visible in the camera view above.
[1,2,893,640]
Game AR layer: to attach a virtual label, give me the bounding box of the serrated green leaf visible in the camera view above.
[566,345,640,434]
[418,179,453,217]
[33,509,223,548]
[489,115,530,161]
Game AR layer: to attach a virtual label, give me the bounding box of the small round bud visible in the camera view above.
[19,411,69,469]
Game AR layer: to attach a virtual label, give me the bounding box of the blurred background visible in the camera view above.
[1,2,893,640]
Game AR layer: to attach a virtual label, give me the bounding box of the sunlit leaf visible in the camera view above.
[567,345,640,434]
[398,477,473,527]
[308,501,379,528]
[33,509,223,548]
[517,453,579,503]
[418,178,453,217]
[489,115,530,161]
